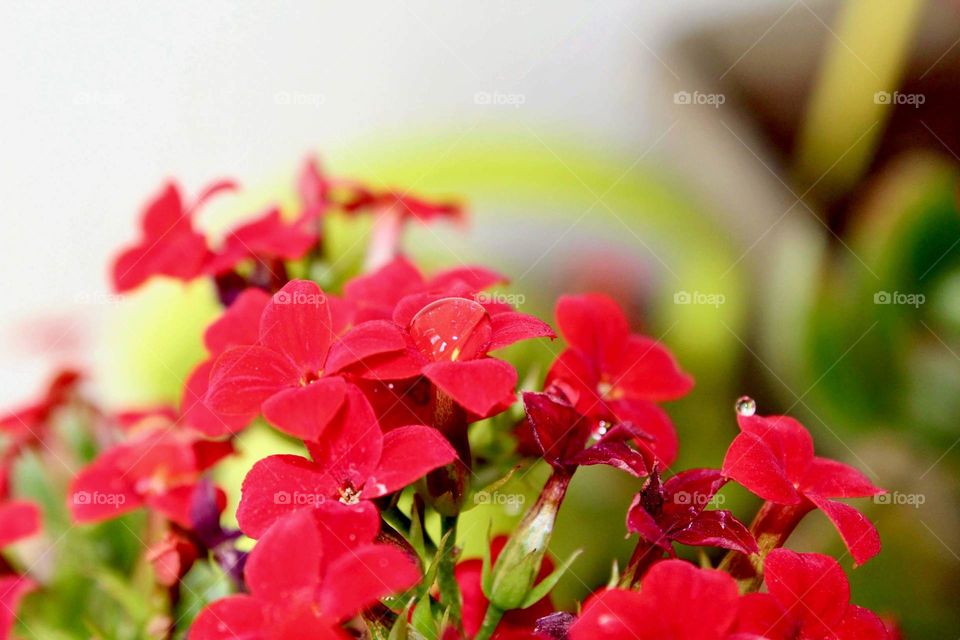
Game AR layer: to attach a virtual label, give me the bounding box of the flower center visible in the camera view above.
[338,485,362,505]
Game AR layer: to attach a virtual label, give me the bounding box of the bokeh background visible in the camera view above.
[2,0,959,636]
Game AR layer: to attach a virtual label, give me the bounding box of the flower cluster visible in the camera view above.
[0,155,895,639]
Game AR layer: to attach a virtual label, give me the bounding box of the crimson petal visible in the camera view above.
[424,359,517,417]
[365,425,457,498]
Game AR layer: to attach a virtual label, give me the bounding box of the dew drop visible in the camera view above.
[735,396,756,417]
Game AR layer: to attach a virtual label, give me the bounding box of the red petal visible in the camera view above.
[204,288,271,355]
[626,495,669,548]
[722,431,801,504]
[311,501,381,563]
[573,562,739,640]
[366,425,456,497]
[408,297,493,362]
[237,455,335,539]
[636,560,740,640]
[426,265,507,292]
[181,361,251,437]
[245,509,322,604]
[190,594,264,640]
[68,449,142,523]
[660,468,726,524]
[610,399,678,466]
[555,293,629,369]
[0,576,36,640]
[545,349,601,410]
[764,548,849,635]
[523,390,591,465]
[112,231,209,292]
[423,359,517,417]
[672,510,758,554]
[325,321,407,374]
[486,312,555,352]
[571,589,645,640]
[304,388,383,489]
[344,256,422,321]
[206,346,299,416]
[0,501,40,547]
[221,208,317,262]
[317,544,419,621]
[609,336,693,402]
[806,494,881,566]
[261,378,347,441]
[146,485,205,528]
[801,458,883,499]
[734,593,792,639]
[738,414,814,483]
[835,605,890,639]
[259,280,334,373]
[570,441,649,477]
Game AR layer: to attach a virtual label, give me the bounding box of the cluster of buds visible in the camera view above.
[0,155,894,640]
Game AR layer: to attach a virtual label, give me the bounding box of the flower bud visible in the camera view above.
[485,470,571,610]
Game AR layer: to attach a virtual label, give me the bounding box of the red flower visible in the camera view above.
[181,288,271,437]
[722,413,884,565]
[68,422,232,527]
[626,468,757,556]
[523,389,650,477]
[570,560,741,640]
[205,280,405,440]
[0,500,41,549]
[343,188,463,270]
[205,207,318,277]
[454,536,555,639]
[735,549,889,639]
[113,180,235,292]
[343,255,506,323]
[236,387,455,538]
[389,297,553,418]
[0,369,82,445]
[546,294,693,464]
[0,576,36,640]
[190,504,419,640]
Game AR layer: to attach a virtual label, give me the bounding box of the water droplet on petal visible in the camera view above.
[735,396,756,417]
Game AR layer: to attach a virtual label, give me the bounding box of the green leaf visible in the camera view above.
[520,549,582,609]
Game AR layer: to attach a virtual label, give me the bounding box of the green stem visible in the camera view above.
[474,604,505,640]
[437,515,463,628]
